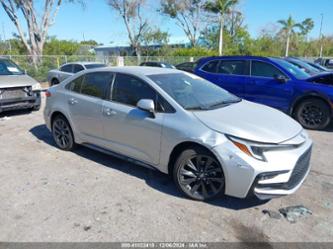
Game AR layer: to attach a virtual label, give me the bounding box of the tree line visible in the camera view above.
[0,0,332,64]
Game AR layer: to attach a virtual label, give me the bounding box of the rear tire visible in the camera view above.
[173,146,225,201]
[32,105,40,111]
[294,98,331,130]
[52,115,76,151]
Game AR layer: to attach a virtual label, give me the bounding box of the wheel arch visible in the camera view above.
[167,141,219,176]
[289,92,333,116]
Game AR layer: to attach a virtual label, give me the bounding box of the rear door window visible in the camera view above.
[61,64,73,73]
[201,60,219,73]
[217,60,249,75]
[80,72,113,99]
[73,64,85,73]
[66,75,84,92]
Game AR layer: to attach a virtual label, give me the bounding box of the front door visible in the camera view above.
[244,60,294,112]
[101,73,164,165]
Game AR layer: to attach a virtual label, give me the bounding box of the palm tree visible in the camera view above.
[278,15,303,57]
[204,0,239,56]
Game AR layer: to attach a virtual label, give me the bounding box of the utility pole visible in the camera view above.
[319,13,324,58]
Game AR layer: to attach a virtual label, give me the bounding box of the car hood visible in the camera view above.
[306,72,333,81]
[192,100,302,144]
[0,75,39,88]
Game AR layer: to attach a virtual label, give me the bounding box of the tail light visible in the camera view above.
[45,90,52,97]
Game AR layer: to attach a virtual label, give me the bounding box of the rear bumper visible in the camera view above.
[0,91,41,113]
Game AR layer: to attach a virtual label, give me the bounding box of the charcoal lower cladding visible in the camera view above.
[256,147,312,190]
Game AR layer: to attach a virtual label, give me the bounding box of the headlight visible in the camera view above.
[32,83,41,91]
[227,135,295,162]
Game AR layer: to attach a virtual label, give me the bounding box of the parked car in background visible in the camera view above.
[44,66,312,201]
[285,57,321,75]
[47,62,107,86]
[140,61,175,69]
[0,57,41,113]
[302,60,331,72]
[195,56,333,130]
[315,58,333,70]
[175,61,197,73]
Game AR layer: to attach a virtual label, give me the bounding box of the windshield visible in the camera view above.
[0,59,24,75]
[148,73,241,110]
[84,64,107,69]
[271,58,310,80]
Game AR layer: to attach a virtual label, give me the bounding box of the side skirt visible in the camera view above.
[82,143,160,172]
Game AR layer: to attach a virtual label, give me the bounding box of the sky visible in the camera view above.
[0,0,332,46]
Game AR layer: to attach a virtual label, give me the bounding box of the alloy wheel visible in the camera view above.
[177,154,224,200]
[53,118,71,149]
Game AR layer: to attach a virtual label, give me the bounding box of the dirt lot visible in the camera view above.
[0,96,333,242]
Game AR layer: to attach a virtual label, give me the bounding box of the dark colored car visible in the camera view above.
[194,56,333,130]
[285,57,322,75]
[0,57,41,113]
[140,61,175,69]
[175,62,197,73]
[315,58,333,70]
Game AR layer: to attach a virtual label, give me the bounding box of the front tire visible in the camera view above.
[52,115,76,151]
[51,78,60,86]
[294,98,331,130]
[173,146,225,201]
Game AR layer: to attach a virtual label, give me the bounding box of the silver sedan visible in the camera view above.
[44,67,312,201]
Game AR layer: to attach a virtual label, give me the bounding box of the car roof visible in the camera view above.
[86,66,180,76]
[62,61,105,66]
[197,55,281,63]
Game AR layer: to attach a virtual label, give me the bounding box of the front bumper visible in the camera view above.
[212,134,313,200]
[0,91,41,113]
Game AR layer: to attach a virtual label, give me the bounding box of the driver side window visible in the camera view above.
[251,61,286,78]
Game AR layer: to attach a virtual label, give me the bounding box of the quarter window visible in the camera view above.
[80,72,113,98]
[112,74,157,107]
[251,61,285,78]
[66,75,84,92]
[217,60,249,75]
[201,60,219,73]
[60,64,73,73]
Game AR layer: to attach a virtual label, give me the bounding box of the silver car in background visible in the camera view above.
[0,57,41,113]
[44,67,312,201]
[47,62,107,86]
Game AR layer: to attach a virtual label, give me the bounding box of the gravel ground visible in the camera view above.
[0,96,332,242]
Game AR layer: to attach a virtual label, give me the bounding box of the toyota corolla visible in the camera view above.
[44,67,312,201]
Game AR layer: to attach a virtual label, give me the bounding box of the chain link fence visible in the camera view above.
[1,55,201,82]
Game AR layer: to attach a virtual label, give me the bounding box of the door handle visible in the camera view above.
[103,107,117,116]
[68,98,78,105]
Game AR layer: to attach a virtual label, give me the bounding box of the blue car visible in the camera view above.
[194,56,333,130]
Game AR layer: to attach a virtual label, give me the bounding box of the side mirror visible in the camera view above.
[137,99,155,116]
[274,74,288,83]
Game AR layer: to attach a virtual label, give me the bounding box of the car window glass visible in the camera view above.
[61,64,73,73]
[201,60,219,73]
[112,74,157,107]
[217,60,248,75]
[66,75,84,92]
[81,72,113,98]
[73,64,84,73]
[252,61,285,78]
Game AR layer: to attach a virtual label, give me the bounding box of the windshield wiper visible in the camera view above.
[208,99,242,109]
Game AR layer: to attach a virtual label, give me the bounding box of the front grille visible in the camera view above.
[283,147,312,189]
[255,147,312,190]
[0,87,30,99]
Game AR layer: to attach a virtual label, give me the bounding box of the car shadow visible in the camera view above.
[0,109,33,118]
[30,124,269,210]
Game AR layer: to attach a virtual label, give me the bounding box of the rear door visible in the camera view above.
[196,60,220,84]
[244,60,293,111]
[215,59,249,97]
[66,72,114,144]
